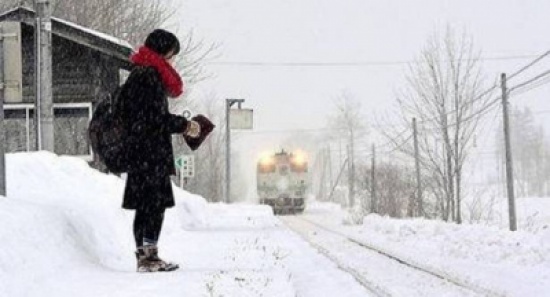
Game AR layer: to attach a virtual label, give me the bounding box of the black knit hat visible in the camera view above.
[145,29,180,56]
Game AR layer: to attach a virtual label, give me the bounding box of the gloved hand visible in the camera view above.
[184,114,215,151]
[184,120,201,138]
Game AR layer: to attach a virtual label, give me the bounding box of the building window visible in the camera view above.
[3,103,93,160]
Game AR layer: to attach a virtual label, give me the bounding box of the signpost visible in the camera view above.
[176,155,194,188]
[225,99,253,203]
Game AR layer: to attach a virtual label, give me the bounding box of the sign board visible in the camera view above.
[230,108,253,130]
[0,22,22,103]
[176,155,195,178]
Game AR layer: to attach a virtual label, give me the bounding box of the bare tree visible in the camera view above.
[326,91,368,208]
[385,28,494,223]
[172,92,226,202]
[1,0,172,46]
[496,107,550,197]
[357,161,415,218]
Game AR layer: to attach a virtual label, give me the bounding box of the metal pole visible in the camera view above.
[349,130,355,208]
[317,149,326,201]
[0,26,6,197]
[413,118,423,216]
[34,3,41,150]
[327,146,333,196]
[180,167,184,189]
[224,98,246,203]
[225,99,231,204]
[346,144,351,207]
[501,73,517,231]
[371,144,376,213]
[35,0,54,151]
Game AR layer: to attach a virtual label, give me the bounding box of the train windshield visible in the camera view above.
[258,163,276,173]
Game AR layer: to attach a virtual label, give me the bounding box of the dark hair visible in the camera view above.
[144,29,180,56]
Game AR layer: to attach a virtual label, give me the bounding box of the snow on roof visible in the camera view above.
[0,6,20,18]
[52,17,134,51]
[0,6,134,51]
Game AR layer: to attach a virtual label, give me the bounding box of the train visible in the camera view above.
[256,150,310,214]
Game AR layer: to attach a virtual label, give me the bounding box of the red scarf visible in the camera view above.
[130,46,184,98]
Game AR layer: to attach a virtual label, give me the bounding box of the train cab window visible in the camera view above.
[258,163,276,173]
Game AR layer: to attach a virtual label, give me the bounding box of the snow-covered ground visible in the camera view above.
[304,201,550,296]
[0,152,371,297]
[3,152,548,296]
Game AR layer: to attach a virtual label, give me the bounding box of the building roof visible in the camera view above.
[0,6,134,63]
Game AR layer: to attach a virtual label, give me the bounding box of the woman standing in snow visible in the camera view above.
[119,29,200,272]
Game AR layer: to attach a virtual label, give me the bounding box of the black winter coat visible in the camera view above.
[120,66,188,210]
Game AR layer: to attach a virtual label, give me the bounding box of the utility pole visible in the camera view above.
[348,130,355,208]
[327,146,333,196]
[370,144,376,213]
[501,73,517,231]
[34,0,54,151]
[0,26,6,197]
[225,98,245,204]
[413,118,423,216]
[338,138,343,172]
[317,149,327,201]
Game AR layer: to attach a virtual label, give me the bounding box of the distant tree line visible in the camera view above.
[497,107,550,197]
[317,28,505,223]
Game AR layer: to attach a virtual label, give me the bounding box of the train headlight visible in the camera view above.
[291,151,307,166]
[258,153,276,173]
[290,151,308,172]
[259,156,274,166]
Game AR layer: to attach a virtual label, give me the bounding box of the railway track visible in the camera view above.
[282,215,507,297]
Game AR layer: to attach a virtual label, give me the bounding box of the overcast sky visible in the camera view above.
[175,0,548,125]
[169,0,550,198]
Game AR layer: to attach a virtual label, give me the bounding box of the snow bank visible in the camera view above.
[204,203,280,230]
[0,152,209,293]
[362,214,550,266]
[304,202,550,295]
[304,200,343,213]
[357,214,550,296]
[461,186,550,232]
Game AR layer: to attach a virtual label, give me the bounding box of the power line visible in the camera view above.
[508,69,550,94]
[507,50,550,81]
[509,72,550,97]
[206,54,542,68]
[233,121,410,135]
[357,62,549,157]
[413,67,550,129]
[380,49,550,129]
[378,134,414,155]
[244,51,550,137]
[415,94,502,130]
[341,134,414,158]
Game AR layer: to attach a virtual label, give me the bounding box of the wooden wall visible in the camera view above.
[20,23,122,105]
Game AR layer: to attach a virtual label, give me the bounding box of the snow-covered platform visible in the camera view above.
[0,153,370,297]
